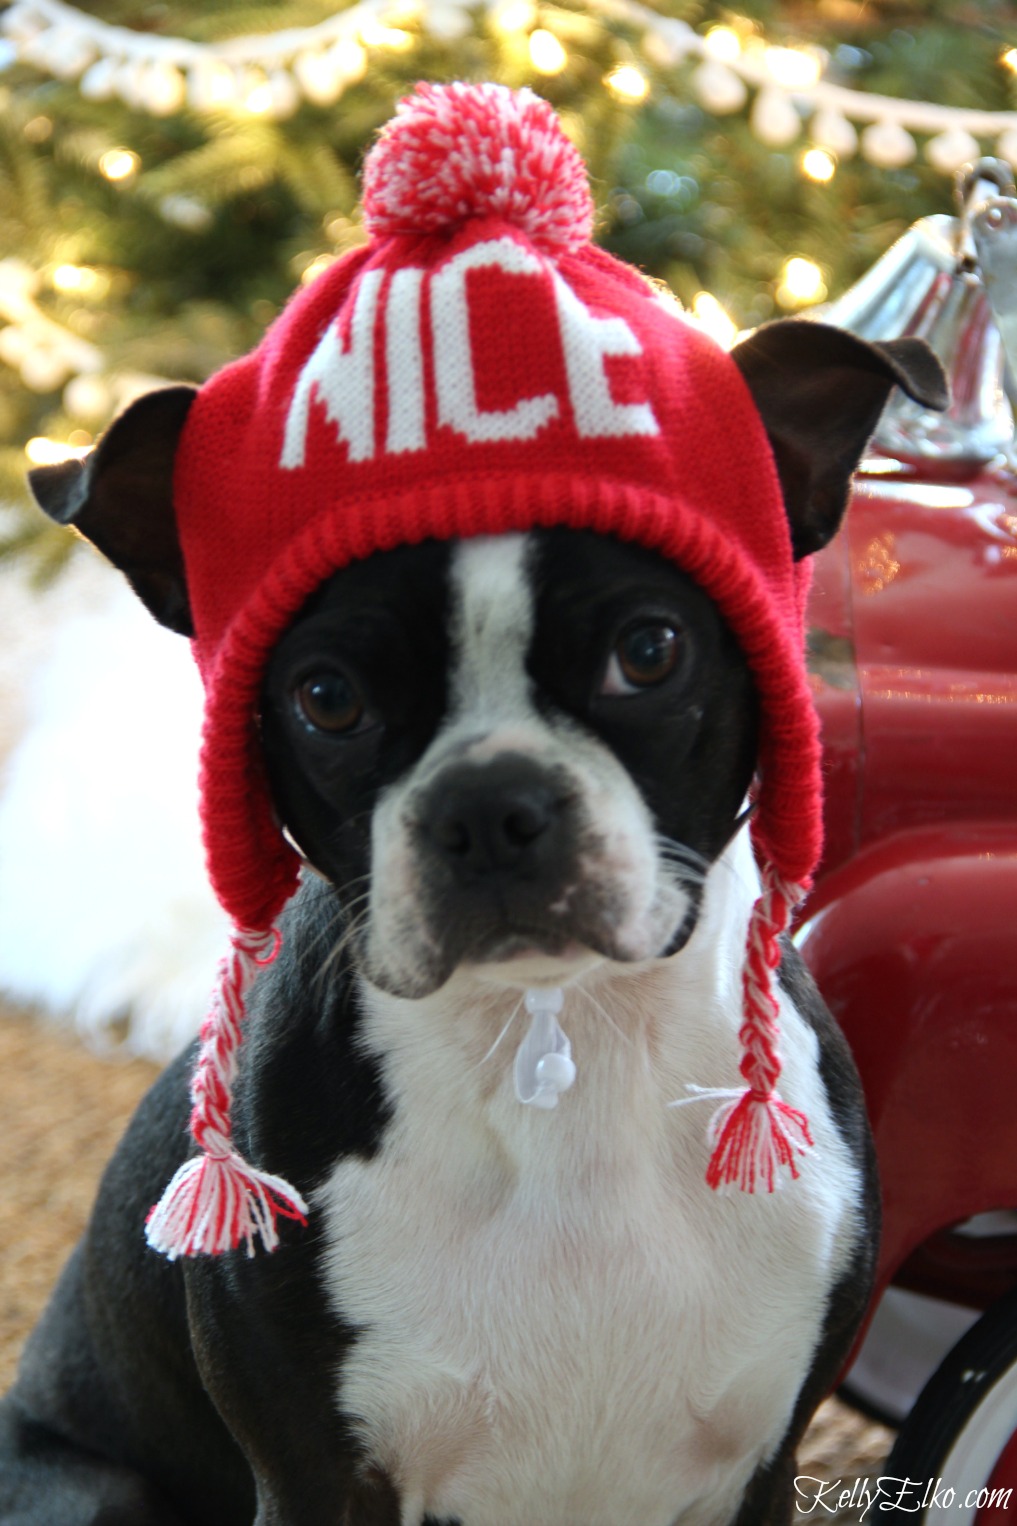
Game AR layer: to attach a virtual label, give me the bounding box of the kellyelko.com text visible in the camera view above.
[795,1475,1013,1517]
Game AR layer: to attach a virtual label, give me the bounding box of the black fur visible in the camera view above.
[733,943,881,1526]
[1,887,401,1525]
[528,529,758,859]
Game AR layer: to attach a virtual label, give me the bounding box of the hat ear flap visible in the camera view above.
[731,320,948,561]
[28,385,198,636]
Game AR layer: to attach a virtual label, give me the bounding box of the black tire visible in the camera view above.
[878,1284,1017,1521]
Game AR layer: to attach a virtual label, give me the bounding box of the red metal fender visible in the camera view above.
[796,825,1017,1305]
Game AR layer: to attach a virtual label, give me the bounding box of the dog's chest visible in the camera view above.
[315,970,857,1526]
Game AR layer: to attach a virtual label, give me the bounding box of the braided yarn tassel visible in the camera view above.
[146,927,308,1259]
[705,867,813,1193]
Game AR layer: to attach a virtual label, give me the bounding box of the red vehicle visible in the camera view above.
[798,162,1017,1518]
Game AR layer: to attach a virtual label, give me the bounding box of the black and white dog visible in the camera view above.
[0,320,943,1525]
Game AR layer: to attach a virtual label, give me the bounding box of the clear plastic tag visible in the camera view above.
[514,987,575,1109]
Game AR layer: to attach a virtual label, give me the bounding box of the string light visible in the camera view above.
[703,26,742,64]
[144,61,187,116]
[64,373,113,421]
[777,256,826,308]
[0,257,163,423]
[1002,48,1017,74]
[50,263,101,294]
[330,37,368,83]
[19,348,69,392]
[605,64,649,102]
[801,146,836,183]
[691,291,737,350]
[24,436,91,465]
[764,46,824,92]
[242,74,274,114]
[529,28,567,75]
[359,19,414,51]
[489,0,536,35]
[187,59,238,110]
[98,148,139,183]
[299,253,335,285]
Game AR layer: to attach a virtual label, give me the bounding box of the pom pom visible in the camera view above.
[362,81,594,253]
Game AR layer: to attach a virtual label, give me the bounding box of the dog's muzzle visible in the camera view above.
[359,741,699,1000]
[419,754,575,893]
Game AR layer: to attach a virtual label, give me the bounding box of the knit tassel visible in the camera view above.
[705,1089,813,1194]
[146,926,309,1259]
[704,866,814,1193]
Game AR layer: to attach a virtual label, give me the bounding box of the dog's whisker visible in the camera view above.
[654,835,710,879]
[659,864,707,896]
[573,980,636,1052]
[656,830,751,891]
[471,994,526,1071]
[313,933,363,993]
[656,850,707,875]
[301,879,372,941]
[312,903,373,990]
[304,874,380,987]
[301,897,364,965]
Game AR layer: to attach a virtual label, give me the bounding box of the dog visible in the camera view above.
[0,81,947,1526]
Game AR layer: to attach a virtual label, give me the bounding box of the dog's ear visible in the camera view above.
[731,320,948,560]
[28,385,198,636]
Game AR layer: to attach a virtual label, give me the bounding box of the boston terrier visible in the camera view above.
[0,80,946,1526]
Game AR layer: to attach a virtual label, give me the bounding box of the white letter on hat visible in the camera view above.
[552,272,659,438]
[281,269,384,468]
[385,267,426,455]
[431,237,560,444]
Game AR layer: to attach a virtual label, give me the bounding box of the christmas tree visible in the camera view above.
[1,0,1015,569]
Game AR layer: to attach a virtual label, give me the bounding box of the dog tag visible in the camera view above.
[515,988,575,1109]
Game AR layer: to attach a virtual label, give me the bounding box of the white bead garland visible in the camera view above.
[751,86,801,147]
[925,128,982,174]
[810,108,858,159]
[861,120,918,169]
[998,127,1017,166]
[0,0,1013,178]
[693,60,747,115]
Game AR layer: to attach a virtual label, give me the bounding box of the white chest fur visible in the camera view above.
[315,839,861,1526]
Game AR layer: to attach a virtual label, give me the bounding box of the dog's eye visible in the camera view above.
[601,621,681,695]
[295,672,365,734]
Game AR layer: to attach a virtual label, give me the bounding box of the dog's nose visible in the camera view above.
[423,757,567,879]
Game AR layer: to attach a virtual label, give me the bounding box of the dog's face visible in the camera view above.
[258,528,758,999]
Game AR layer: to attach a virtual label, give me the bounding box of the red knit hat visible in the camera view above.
[145,82,820,1260]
